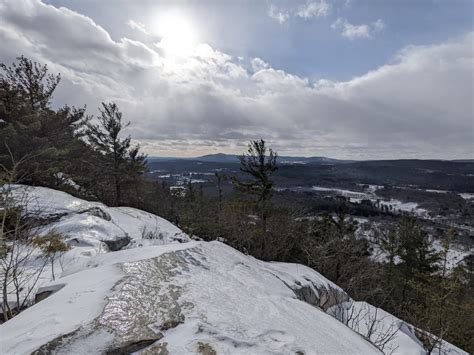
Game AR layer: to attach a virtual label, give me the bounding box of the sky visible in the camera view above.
[0,0,473,159]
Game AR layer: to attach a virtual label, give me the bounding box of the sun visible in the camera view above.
[153,13,198,56]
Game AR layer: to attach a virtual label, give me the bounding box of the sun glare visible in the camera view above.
[154,13,198,56]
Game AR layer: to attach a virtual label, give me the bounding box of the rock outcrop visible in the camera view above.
[0,186,468,355]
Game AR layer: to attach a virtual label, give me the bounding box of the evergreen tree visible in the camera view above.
[232,139,278,230]
[0,55,60,113]
[376,224,400,276]
[85,102,146,205]
[408,230,464,354]
[397,219,440,277]
[0,56,87,185]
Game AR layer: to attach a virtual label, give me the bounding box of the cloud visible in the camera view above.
[251,57,270,72]
[267,4,290,24]
[331,18,385,39]
[126,19,149,35]
[372,19,385,32]
[268,0,330,24]
[296,0,331,19]
[0,0,472,159]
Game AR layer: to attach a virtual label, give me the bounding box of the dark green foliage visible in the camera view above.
[0,56,88,185]
[396,219,440,276]
[85,102,147,206]
[0,55,60,113]
[232,139,278,204]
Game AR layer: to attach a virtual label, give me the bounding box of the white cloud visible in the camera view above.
[251,57,270,72]
[0,0,471,159]
[331,18,385,39]
[372,19,385,32]
[126,19,149,35]
[267,5,290,24]
[296,0,331,19]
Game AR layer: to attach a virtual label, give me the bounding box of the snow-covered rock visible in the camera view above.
[8,185,189,252]
[0,185,468,354]
[328,301,466,355]
[1,241,382,354]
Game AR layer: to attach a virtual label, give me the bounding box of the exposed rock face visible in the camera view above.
[77,206,111,221]
[31,251,191,354]
[292,283,349,311]
[34,291,54,304]
[103,236,132,251]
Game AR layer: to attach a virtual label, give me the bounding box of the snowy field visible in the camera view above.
[311,185,430,218]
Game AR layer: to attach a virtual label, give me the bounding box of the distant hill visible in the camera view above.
[148,154,473,165]
[146,156,474,192]
[195,153,239,163]
[193,153,352,165]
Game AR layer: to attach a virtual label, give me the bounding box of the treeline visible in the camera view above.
[1,56,472,353]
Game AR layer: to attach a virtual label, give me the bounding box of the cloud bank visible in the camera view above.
[0,0,472,159]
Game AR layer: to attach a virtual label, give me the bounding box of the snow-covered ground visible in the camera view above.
[459,192,474,200]
[312,186,371,199]
[0,185,468,354]
[377,199,429,218]
[328,301,465,355]
[311,185,430,218]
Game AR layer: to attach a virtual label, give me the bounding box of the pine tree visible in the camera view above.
[232,139,278,230]
[0,55,60,113]
[397,219,440,277]
[0,56,87,185]
[85,102,146,205]
[408,230,463,354]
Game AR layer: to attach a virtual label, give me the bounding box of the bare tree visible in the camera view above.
[0,185,49,321]
[330,301,399,354]
[0,150,68,321]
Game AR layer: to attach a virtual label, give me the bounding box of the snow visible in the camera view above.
[61,242,200,276]
[378,199,429,218]
[8,185,189,250]
[262,261,349,308]
[54,172,81,190]
[2,185,189,313]
[1,185,469,354]
[432,240,472,270]
[312,186,371,199]
[328,301,467,355]
[311,186,429,217]
[425,189,449,194]
[0,263,123,354]
[459,192,474,200]
[0,241,381,354]
[108,206,188,244]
